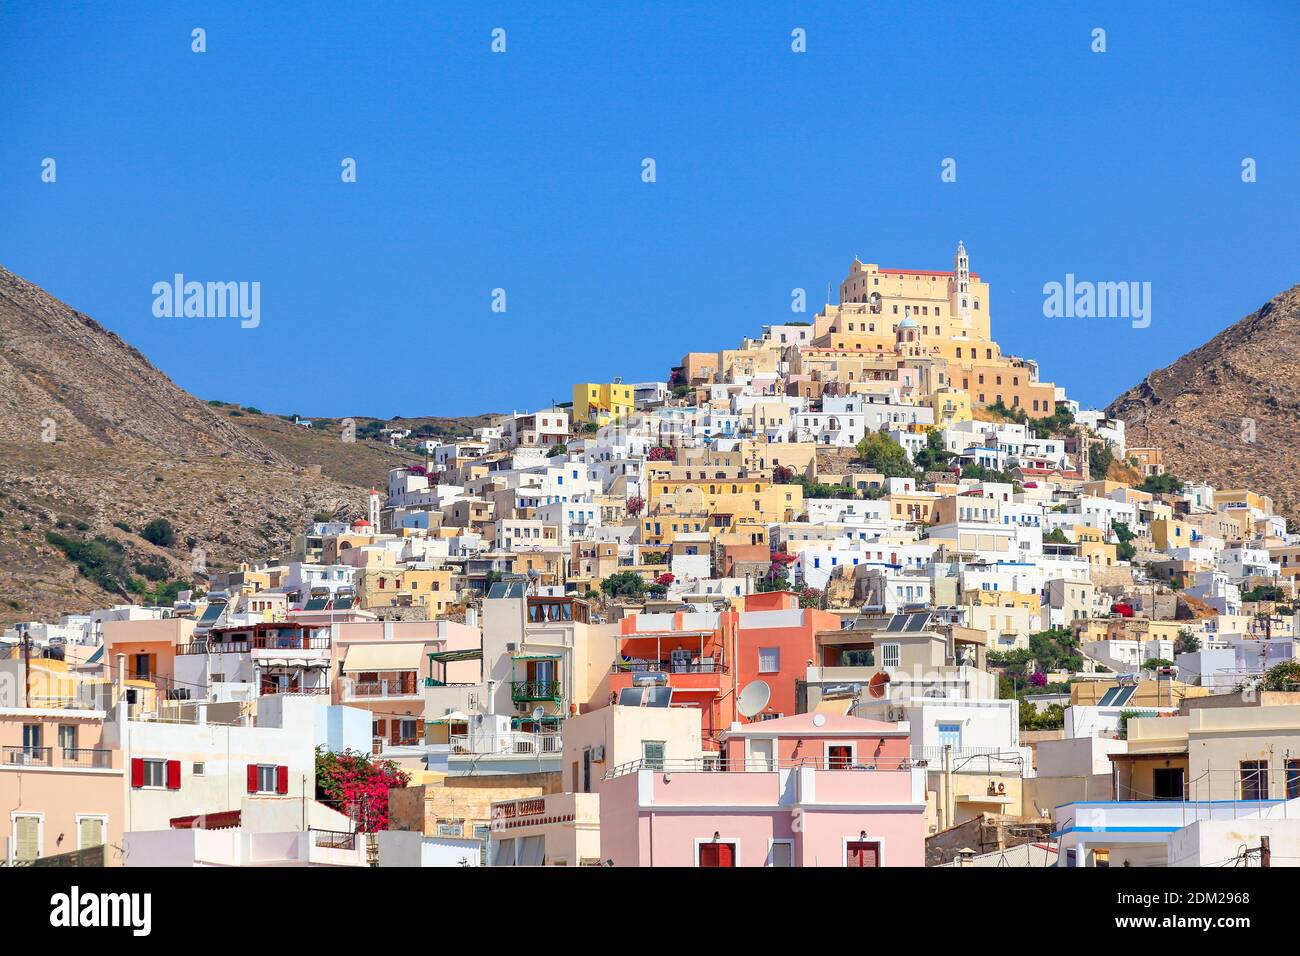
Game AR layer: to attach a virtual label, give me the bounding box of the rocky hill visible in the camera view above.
[1107,284,1300,522]
[0,266,488,627]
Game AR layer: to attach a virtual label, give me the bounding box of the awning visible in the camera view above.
[427,711,470,723]
[343,643,425,673]
[814,697,854,716]
[428,649,482,664]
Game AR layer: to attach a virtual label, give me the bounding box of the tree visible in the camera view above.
[912,429,954,472]
[600,571,646,599]
[1142,658,1174,670]
[1263,660,1300,691]
[1088,443,1114,481]
[1044,528,1070,545]
[798,587,822,609]
[625,496,645,517]
[546,443,567,457]
[141,517,177,548]
[854,431,915,478]
[1139,473,1184,495]
[772,465,795,484]
[1174,629,1200,655]
[315,748,409,832]
[1111,521,1137,561]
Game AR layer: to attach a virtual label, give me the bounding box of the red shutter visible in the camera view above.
[276,765,289,795]
[247,764,259,793]
[717,843,736,867]
[130,758,145,788]
[166,759,181,790]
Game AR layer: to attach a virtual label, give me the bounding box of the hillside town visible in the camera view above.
[5,243,1299,869]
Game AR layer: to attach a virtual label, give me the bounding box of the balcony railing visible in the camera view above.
[449,732,562,756]
[612,659,727,674]
[178,636,332,655]
[4,746,53,767]
[603,755,921,778]
[60,748,112,769]
[346,678,420,698]
[510,680,563,703]
[311,829,358,850]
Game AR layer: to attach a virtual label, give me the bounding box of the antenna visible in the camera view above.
[737,680,771,719]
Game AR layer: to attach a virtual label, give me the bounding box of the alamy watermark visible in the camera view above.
[152,274,260,328]
[1042,274,1151,329]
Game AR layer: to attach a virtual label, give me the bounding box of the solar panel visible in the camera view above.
[884,614,906,632]
[198,602,226,624]
[302,598,328,611]
[332,597,353,610]
[1097,687,1121,706]
[645,686,673,708]
[618,687,645,706]
[1112,685,1137,706]
[905,613,930,632]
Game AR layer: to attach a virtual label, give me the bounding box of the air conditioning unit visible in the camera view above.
[506,642,518,652]
[591,744,605,762]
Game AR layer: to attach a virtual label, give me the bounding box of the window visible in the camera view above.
[193,762,205,776]
[1240,760,1269,800]
[768,840,794,867]
[758,647,780,673]
[77,815,106,850]
[698,841,737,867]
[136,758,166,789]
[57,725,77,756]
[12,814,41,863]
[937,722,962,750]
[643,740,666,771]
[880,642,901,669]
[474,824,491,866]
[827,744,854,769]
[248,763,288,795]
[1152,767,1184,800]
[1288,760,1300,800]
[846,840,881,867]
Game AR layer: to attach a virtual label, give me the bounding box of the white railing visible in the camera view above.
[448,732,562,756]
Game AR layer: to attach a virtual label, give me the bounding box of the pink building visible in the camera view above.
[599,713,926,867]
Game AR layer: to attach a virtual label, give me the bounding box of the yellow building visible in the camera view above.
[572,382,634,425]
[927,387,972,428]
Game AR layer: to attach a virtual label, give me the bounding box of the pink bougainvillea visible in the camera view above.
[315,748,410,832]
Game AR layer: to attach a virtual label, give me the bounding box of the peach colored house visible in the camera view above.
[607,591,837,748]
[103,617,196,700]
[599,713,926,867]
[1,708,124,865]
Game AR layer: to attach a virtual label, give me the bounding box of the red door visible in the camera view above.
[699,842,737,867]
[846,841,880,867]
[828,745,853,769]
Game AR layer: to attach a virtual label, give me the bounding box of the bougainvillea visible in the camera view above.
[1028,670,1048,688]
[656,572,675,586]
[626,496,646,516]
[315,747,410,832]
[647,446,673,461]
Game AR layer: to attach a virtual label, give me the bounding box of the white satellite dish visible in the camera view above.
[737,680,771,719]
[532,706,546,721]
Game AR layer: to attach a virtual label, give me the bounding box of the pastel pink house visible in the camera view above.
[599,713,926,867]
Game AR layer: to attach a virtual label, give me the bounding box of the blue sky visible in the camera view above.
[1,1,1296,418]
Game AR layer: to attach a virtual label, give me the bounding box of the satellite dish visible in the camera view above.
[737,680,771,719]
[812,713,827,727]
[532,706,546,721]
[868,671,891,699]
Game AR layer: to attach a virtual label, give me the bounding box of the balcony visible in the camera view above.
[449,732,562,756]
[612,659,727,675]
[511,680,563,704]
[2,746,114,770]
[178,635,331,655]
[4,746,52,768]
[346,677,420,700]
